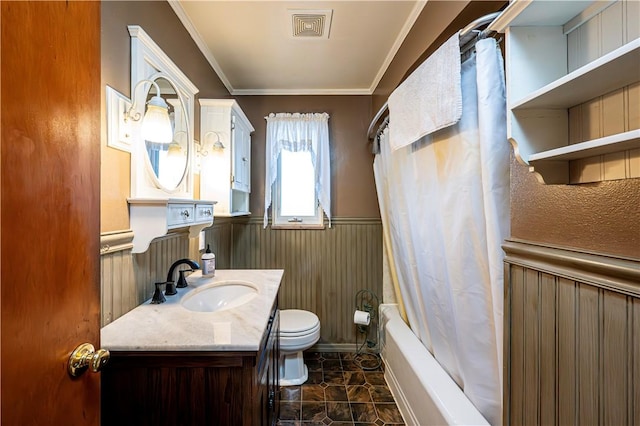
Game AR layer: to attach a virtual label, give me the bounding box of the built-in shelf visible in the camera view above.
[128,198,215,253]
[529,130,640,162]
[492,0,640,184]
[511,40,640,110]
[490,1,597,31]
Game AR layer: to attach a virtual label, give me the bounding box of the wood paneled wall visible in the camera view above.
[101,218,381,346]
[230,218,383,346]
[203,218,233,270]
[503,239,640,425]
[101,231,192,326]
[101,231,136,326]
[569,82,640,183]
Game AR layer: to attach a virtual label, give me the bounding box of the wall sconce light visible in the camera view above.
[126,79,173,144]
[204,131,226,152]
[167,130,187,158]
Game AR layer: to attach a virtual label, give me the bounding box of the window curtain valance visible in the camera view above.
[264,112,330,228]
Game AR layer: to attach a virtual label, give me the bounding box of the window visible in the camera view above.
[264,112,331,229]
[273,149,323,227]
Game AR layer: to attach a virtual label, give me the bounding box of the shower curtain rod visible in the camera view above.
[366,11,502,140]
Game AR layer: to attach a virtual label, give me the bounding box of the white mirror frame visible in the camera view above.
[128,25,199,199]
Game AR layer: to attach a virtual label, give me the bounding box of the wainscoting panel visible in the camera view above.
[230,218,383,344]
[101,230,136,326]
[101,230,195,326]
[503,239,640,426]
[133,232,191,305]
[202,218,232,269]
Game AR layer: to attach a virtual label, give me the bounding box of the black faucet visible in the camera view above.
[165,258,200,296]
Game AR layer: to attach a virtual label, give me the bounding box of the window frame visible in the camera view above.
[271,150,325,229]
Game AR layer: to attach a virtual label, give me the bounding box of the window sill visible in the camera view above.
[270,223,326,230]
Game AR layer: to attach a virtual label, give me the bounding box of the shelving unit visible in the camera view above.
[490,0,640,184]
[199,99,254,216]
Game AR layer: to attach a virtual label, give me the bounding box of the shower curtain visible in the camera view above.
[373,38,509,425]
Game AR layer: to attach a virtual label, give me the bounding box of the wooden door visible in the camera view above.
[1,2,101,425]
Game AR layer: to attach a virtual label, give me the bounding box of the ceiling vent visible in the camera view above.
[289,9,333,39]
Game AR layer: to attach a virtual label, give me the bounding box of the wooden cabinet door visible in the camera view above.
[1,1,102,424]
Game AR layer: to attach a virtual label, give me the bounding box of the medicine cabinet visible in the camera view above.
[199,99,255,216]
[490,0,640,184]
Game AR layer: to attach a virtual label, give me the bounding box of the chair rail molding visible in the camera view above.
[502,238,640,297]
[100,230,135,255]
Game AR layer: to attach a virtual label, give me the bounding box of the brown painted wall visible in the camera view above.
[100,0,230,232]
[372,1,505,115]
[237,95,380,218]
[510,158,640,258]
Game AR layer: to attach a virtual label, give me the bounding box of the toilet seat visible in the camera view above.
[280,309,319,335]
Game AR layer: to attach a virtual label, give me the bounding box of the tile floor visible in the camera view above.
[277,352,405,425]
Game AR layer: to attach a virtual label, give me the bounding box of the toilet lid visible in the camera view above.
[280,309,319,334]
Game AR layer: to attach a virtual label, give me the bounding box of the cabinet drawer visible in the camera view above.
[195,204,214,222]
[167,204,195,227]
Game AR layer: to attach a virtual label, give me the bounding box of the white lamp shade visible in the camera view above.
[141,96,173,143]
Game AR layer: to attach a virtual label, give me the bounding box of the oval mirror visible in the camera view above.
[144,77,189,191]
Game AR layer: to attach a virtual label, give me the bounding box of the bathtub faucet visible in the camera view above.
[165,258,200,295]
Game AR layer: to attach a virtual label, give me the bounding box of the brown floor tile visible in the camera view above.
[324,385,348,401]
[322,370,345,384]
[370,386,395,403]
[322,359,343,371]
[357,354,383,371]
[306,371,324,384]
[344,371,366,385]
[306,358,323,372]
[279,401,301,420]
[347,385,372,403]
[302,384,325,402]
[350,403,378,423]
[281,386,301,401]
[341,360,363,371]
[326,402,353,422]
[279,352,399,425]
[301,401,326,421]
[364,372,386,386]
[375,403,404,423]
[304,351,322,360]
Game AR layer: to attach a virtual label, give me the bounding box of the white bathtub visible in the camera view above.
[380,304,490,426]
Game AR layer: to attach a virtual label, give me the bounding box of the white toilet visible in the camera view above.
[279,309,321,386]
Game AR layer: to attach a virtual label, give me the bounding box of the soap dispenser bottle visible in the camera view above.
[201,244,215,277]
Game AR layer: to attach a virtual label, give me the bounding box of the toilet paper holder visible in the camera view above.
[354,289,381,370]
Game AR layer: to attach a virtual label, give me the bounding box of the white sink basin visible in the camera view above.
[181,281,259,313]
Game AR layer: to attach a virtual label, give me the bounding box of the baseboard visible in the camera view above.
[310,343,358,353]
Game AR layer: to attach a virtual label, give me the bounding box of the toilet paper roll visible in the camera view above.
[353,310,370,326]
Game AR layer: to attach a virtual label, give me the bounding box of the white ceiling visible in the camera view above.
[170,1,426,95]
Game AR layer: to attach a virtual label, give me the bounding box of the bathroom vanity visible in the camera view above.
[100,270,283,426]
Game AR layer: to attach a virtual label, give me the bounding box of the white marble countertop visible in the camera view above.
[101,269,283,352]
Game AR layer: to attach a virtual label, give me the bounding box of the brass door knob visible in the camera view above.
[67,343,110,378]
